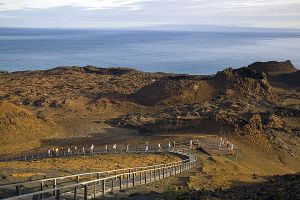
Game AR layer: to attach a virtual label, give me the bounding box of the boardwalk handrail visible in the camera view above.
[1,150,197,200]
[0,155,189,188]
[0,148,190,188]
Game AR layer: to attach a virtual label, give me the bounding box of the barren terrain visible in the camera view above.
[0,60,299,199]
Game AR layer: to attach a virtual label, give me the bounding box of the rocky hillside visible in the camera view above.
[0,63,278,108]
[0,101,60,144]
[0,66,163,108]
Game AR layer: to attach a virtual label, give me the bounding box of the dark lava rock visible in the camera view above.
[248,60,297,74]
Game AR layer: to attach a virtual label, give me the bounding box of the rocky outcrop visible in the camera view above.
[211,67,274,100]
[130,66,275,106]
[248,60,297,74]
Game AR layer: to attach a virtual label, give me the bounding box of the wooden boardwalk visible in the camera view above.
[0,136,236,199]
[0,148,196,200]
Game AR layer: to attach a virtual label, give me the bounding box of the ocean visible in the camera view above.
[0,28,299,74]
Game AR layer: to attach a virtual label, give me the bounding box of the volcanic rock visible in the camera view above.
[248,60,297,74]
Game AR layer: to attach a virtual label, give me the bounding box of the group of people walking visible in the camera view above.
[46,140,185,157]
[47,144,95,157]
[46,138,231,158]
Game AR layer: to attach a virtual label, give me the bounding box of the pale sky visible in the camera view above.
[0,0,300,29]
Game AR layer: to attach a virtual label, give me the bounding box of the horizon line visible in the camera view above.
[1,24,300,32]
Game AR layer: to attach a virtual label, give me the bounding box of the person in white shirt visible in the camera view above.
[55,148,59,157]
[90,144,95,154]
[145,142,149,152]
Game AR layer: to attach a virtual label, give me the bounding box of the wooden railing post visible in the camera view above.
[144,172,147,184]
[16,185,21,196]
[132,173,135,187]
[56,189,60,200]
[140,172,142,184]
[127,174,129,188]
[111,178,114,191]
[53,179,57,196]
[40,182,44,199]
[84,184,88,200]
[158,168,161,180]
[166,166,169,177]
[73,186,77,200]
[119,176,122,190]
[94,181,97,198]
[102,180,105,195]
[97,173,101,189]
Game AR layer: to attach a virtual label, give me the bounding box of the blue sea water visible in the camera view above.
[0,28,299,74]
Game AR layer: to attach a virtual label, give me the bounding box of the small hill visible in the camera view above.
[248,60,297,74]
[211,67,274,100]
[0,101,57,145]
[130,77,183,105]
[130,67,275,106]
